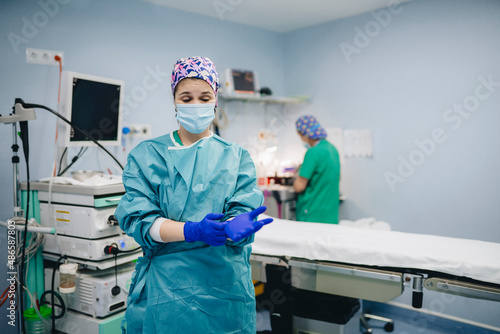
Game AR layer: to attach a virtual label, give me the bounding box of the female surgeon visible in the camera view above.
[115,56,273,333]
[293,115,341,224]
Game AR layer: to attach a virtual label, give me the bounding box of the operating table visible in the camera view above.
[250,216,500,309]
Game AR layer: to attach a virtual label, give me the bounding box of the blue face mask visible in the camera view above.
[175,103,215,134]
[303,142,311,150]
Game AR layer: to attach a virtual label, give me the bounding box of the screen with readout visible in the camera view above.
[232,70,256,93]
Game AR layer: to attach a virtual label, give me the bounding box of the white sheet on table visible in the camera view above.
[39,175,122,186]
[253,215,500,285]
[339,217,391,231]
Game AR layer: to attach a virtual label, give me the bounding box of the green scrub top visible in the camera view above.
[173,130,183,146]
[297,140,340,224]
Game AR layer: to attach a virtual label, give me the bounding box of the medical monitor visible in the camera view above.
[223,68,259,96]
[58,71,124,147]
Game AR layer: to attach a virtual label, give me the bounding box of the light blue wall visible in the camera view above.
[0,0,285,219]
[5,0,497,242]
[282,1,500,326]
[1,0,499,329]
[284,0,500,243]
[0,0,285,326]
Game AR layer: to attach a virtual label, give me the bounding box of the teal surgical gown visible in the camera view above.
[115,132,263,333]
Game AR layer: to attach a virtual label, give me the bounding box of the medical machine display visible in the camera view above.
[58,71,124,147]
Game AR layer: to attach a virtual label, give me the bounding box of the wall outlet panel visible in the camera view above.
[128,124,152,138]
[26,48,64,66]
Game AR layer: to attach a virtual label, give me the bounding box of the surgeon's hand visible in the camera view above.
[225,206,274,243]
[184,213,227,246]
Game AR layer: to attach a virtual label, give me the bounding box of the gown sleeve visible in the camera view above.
[115,144,163,251]
[224,148,264,246]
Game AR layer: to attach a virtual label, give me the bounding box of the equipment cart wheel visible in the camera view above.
[384,322,394,332]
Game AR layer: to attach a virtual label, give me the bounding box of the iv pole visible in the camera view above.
[2,102,37,217]
[1,102,36,334]
[1,101,56,334]
[12,122,23,218]
[3,109,55,234]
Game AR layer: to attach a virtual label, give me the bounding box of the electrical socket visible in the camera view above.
[129,124,152,138]
[26,48,64,66]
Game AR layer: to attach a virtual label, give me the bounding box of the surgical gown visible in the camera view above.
[115,132,263,333]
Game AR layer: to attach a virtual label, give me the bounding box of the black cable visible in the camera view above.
[103,245,142,255]
[56,147,67,176]
[57,147,87,177]
[111,254,121,296]
[57,156,73,177]
[21,102,124,170]
[39,290,65,320]
[20,171,29,334]
[103,246,140,296]
[51,255,67,333]
[18,120,30,334]
[114,255,118,286]
[116,246,142,253]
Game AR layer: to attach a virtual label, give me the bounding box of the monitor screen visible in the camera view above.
[232,70,256,93]
[58,71,124,147]
[70,78,121,142]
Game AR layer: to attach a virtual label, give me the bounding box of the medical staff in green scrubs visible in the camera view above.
[293,115,340,224]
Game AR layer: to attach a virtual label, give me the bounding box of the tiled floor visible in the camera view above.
[362,315,447,334]
[258,303,499,334]
[362,301,499,334]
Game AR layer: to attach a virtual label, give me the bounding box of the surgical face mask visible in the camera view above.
[303,141,311,150]
[175,103,215,134]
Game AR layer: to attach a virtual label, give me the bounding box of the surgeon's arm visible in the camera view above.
[115,148,169,250]
[117,146,227,247]
[152,215,227,246]
[293,176,309,193]
[151,218,185,242]
[294,149,316,194]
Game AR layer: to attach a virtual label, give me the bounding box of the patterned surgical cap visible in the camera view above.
[296,115,327,140]
[171,57,219,99]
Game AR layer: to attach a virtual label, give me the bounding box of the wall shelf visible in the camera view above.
[219,95,309,104]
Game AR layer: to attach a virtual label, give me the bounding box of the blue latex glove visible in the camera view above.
[184,213,226,246]
[225,206,274,243]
